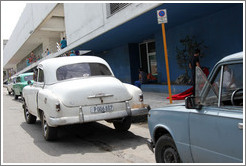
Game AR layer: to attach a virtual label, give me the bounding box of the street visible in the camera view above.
[2,87,183,163]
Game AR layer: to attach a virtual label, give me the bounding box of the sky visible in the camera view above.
[1,1,27,40]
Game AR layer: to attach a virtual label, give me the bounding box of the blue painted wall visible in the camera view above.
[98,45,132,83]
[155,5,243,83]
[95,4,242,86]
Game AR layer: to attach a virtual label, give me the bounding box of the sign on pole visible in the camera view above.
[157,9,172,104]
[157,9,168,24]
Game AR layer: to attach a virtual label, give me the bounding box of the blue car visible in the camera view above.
[147,52,243,163]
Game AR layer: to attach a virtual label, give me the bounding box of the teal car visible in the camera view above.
[147,52,243,163]
[13,72,34,100]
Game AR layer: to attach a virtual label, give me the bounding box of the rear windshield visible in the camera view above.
[24,75,33,81]
[56,63,112,81]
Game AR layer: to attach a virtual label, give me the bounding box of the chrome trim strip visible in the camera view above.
[87,93,113,99]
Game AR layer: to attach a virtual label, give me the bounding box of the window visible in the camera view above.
[200,67,221,106]
[38,69,44,83]
[33,69,38,82]
[24,75,33,81]
[16,77,21,83]
[139,41,158,78]
[56,63,112,81]
[221,63,243,106]
[107,3,130,17]
[201,63,243,107]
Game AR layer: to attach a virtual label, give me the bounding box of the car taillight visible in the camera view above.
[56,103,60,112]
[139,93,143,102]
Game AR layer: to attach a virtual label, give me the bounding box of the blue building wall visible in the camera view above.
[98,45,132,83]
[96,4,242,86]
[155,5,243,83]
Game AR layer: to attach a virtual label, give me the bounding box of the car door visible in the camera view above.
[13,76,21,95]
[27,68,44,115]
[216,63,243,162]
[189,62,243,163]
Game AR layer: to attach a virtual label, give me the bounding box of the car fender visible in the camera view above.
[123,83,142,105]
[38,89,61,118]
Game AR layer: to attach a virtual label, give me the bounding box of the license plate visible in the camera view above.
[90,105,114,113]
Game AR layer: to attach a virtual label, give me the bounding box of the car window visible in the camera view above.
[33,70,38,82]
[200,67,221,106]
[24,75,33,81]
[38,69,44,83]
[221,63,243,106]
[56,63,112,81]
[16,77,21,83]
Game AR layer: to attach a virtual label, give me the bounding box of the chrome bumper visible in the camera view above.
[131,107,149,116]
[47,102,150,127]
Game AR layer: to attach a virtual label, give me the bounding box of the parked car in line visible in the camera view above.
[147,52,243,163]
[6,76,17,95]
[22,56,150,141]
[13,72,34,100]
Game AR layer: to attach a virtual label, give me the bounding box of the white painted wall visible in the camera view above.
[3,3,57,67]
[4,3,162,73]
[64,3,161,47]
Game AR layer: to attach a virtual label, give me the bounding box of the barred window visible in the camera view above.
[107,3,130,16]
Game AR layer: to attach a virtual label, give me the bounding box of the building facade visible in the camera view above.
[3,3,243,91]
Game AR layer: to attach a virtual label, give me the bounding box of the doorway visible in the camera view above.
[139,41,158,79]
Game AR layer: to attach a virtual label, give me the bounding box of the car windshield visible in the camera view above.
[24,75,33,81]
[56,63,112,81]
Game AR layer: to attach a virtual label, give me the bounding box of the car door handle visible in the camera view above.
[238,123,243,130]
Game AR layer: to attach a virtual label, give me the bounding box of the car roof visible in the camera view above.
[38,56,109,69]
[217,51,243,64]
[18,72,33,77]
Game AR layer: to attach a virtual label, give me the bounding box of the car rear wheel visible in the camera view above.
[23,102,36,124]
[41,112,57,141]
[13,91,18,100]
[155,134,181,163]
[113,116,132,131]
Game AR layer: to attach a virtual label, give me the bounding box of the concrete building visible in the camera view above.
[3,3,243,92]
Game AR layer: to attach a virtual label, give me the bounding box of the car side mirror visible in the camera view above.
[185,96,202,110]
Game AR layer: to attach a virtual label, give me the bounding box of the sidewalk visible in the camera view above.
[143,91,185,109]
[132,91,185,123]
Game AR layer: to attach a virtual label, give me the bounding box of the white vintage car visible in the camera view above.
[22,56,149,141]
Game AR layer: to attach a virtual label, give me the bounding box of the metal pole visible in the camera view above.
[161,23,173,104]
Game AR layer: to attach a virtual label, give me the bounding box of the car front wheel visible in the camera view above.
[41,112,57,141]
[113,116,132,131]
[155,134,181,163]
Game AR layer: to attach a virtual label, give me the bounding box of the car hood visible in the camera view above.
[48,76,132,107]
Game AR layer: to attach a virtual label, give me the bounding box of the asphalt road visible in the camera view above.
[2,87,156,163]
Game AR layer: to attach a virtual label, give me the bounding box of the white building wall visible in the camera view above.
[3,3,57,67]
[64,3,161,47]
[4,3,162,75]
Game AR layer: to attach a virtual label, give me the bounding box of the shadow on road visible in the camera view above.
[20,120,148,157]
